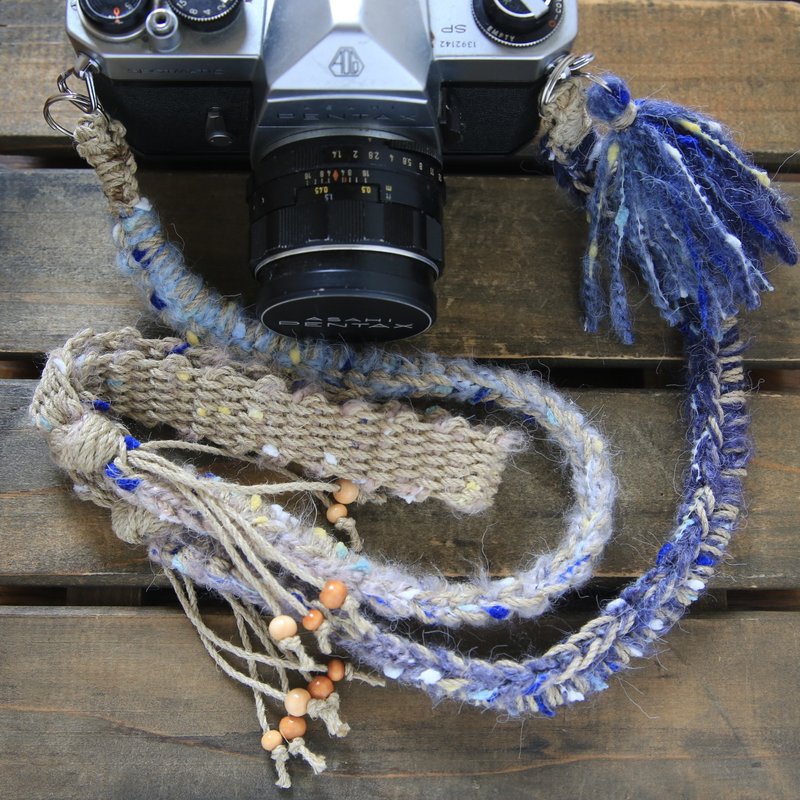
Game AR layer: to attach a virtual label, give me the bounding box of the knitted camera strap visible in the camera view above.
[36,56,795,787]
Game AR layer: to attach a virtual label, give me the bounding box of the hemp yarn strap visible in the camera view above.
[32,326,617,630]
[32,325,619,785]
[51,327,527,514]
[36,60,795,788]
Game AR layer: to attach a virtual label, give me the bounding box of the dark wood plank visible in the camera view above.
[3,1,799,167]
[3,379,799,588]
[1,169,798,364]
[1,606,798,799]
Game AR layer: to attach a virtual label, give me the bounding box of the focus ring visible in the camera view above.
[254,202,443,269]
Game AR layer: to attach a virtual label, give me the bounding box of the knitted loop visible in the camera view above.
[32,328,617,630]
[32,319,750,720]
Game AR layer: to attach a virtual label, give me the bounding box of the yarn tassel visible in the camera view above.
[543,74,797,343]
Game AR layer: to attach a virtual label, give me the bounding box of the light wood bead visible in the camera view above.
[284,688,311,717]
[308,676,335,700]
[268,614,297,641]
[333,479,359,505]
[319,579,348,609]
[260,730,284,752]
[326,503,348,524]
[301,608,324,631]
[278,715,307,741]
[327,658,346,682]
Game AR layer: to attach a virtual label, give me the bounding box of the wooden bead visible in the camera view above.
[260,730,284,752]
[278,715,307,741]
[333,479,359,505]
[327,658,346,682]
[308,675,335,700]
[326,503,348,524]
[319,579,348,609]
[284,687,311,717]
[301,608,324,631]
[268,614,297,641]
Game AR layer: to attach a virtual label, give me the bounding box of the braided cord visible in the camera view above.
[59,112,752,716]
[31,317,747,718]
[32,328,616,631]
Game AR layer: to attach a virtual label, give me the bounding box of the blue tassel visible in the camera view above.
[553,75,797,343]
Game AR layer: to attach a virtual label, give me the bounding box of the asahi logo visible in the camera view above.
[329,47,364,78]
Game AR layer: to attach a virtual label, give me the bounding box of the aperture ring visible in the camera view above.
[254,137,443,183]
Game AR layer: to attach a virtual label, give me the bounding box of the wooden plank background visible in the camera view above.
[1,170,799,363]
[1,0,799,798]
[3,379,800,588]
[1,607,798,799]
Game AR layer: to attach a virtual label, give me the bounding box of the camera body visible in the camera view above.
[66,0,577,340]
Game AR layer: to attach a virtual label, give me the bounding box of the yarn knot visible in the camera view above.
[537,77,593,165]
[586,76,637,131]
[307,693,350,738]
[48,412,127,477]
[111,503,175,545]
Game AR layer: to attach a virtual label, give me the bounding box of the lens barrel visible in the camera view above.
[250,137,445,342]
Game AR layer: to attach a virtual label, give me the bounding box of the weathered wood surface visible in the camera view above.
[3,379,799,588]
[1,607,798,799]
[1,169,798,363]
[3,0,799,166]
[2,1,799,797]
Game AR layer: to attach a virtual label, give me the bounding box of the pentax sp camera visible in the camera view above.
[66,0,577,341]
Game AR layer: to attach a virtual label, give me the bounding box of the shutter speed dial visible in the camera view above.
[167,0,243,32]
[79,0,243,36]
[472,0,564,46]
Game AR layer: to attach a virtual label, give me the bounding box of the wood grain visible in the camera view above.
[575,0,800,168]
[3,1,799,166]
[3,379,799,588]
[1,170,798,363]
[2,2,799,796]
[1,606,798,799]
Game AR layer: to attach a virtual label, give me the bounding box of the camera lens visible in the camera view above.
[249,137,445,342]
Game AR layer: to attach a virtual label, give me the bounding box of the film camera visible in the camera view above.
[66,0,577,341]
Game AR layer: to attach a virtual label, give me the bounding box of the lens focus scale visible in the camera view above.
[250,137,446,342]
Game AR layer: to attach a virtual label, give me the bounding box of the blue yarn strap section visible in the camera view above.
[552,75,797,344]
[329,319,751,715]
[147,315,751,716]
[96,108,793,716]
